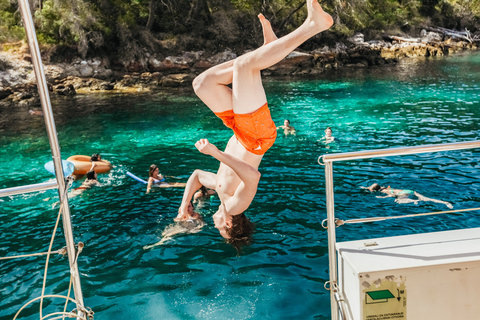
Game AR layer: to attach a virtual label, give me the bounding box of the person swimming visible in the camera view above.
[146,164,187,193]
[66,170,100,199]
[90,153,111,172]
[320,127,337,143]
[77,170,99,189]
[362,183,453,209]
[144,202,204,249]
[193,185,216,203]
[277,119,296,135]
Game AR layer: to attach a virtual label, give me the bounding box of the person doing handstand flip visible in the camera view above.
[176,0,334,244]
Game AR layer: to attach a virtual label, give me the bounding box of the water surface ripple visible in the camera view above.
[1,52,480,319]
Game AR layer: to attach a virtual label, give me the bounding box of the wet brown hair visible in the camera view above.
[149,164,158,177]
[200,186,208,196]
[86,170,96,180]
[225,213,255,252]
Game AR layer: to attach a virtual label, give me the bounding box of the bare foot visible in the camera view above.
[306,0,334,33]
[258,13,278,45]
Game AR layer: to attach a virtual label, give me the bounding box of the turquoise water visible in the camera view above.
[1,51,480,319]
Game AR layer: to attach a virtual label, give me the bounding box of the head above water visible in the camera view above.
[368,183,383,192]
[284,119,290,126]
[86,170,97,180]
[187,202,201,220]
[149,164,159,177]
[325,127,332,136]
[91,153,101,162]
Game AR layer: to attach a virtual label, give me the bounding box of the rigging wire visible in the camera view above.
[12,177,93,320]
[322,207,480,228]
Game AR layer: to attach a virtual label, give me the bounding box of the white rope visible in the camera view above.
[63,275,73,320]
[39,178,71,319]
[12,177,92,320]
[41,311,78,320]
[0,248,66,260]
[13,295,81,320]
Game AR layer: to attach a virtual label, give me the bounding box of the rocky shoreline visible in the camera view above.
[1,29,478,108]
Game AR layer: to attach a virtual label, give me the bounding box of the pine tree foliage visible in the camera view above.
[1,0,479,62]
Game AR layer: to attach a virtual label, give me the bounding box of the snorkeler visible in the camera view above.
[146,164,187,193]
[176,1,333,245]
[277,119,296,135]
[362,183,453,209]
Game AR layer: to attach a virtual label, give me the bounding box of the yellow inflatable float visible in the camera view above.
[67,155,112,175]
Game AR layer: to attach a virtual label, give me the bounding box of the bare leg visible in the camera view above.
[194,0,333,114]
[414,192,453,209]
[193,60,234,113]
[233,0,333,113]
[395,198,417,205]
[193,15,279,113]
[258,14,278,45]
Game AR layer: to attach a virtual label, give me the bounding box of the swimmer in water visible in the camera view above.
[77,170,99,189]
[146,164,187,193]
[90,153,112,172]
[193,186,216,203]
[67,170,100,199]
[144,202,204,249]
[277,119,296,135]
[176,1,334,247]
[320,127,337,143]
[362,183,453,209]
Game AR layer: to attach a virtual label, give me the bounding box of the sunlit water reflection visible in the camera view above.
[1,52,480,319]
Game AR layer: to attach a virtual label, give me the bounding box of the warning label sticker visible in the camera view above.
[362,275,406,320]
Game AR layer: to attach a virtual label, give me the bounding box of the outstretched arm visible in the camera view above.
[176,169,216,221]
[376,195,393,199]
[196,139,261,215]
[146,177,153,194]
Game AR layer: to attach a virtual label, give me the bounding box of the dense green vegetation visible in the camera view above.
[1,0,480,67]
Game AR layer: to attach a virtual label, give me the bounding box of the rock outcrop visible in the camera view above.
[1,29,478,108]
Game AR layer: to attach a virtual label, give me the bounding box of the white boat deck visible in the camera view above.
[336,227,480,273]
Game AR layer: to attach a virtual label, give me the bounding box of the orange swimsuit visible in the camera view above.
[214,103,277,155]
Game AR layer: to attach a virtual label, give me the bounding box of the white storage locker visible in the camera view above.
[336,227,480,320]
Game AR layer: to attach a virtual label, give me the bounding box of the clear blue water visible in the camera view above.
[1,51,480,320]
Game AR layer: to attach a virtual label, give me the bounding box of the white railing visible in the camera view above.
[320,140,480,320]
[0,0,88,318]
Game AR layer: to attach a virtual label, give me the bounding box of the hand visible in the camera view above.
[175,203,190,221]
[195,139,219,156]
